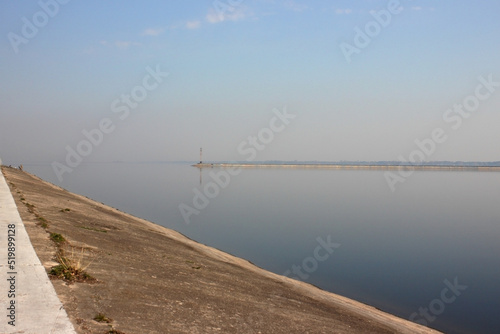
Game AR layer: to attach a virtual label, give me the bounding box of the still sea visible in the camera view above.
[25,162,500,334]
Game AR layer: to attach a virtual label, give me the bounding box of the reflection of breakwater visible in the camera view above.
[193,163,500,172]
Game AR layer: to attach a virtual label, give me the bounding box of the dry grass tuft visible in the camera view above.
[49,246,97,283]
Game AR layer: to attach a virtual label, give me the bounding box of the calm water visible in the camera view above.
[25,162,500,334]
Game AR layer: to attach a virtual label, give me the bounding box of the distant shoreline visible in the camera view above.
[193,162,500,171]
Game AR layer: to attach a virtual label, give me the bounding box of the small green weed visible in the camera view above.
[50,233,65,244]
[49,264,73,280]
[93,313,112,323]
[23,202,36,214]
[186,260,201,269]
[77,226,107,233]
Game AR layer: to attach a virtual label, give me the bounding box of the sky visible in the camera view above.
[1,0,499,166]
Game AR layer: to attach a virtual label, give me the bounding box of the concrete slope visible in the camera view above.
[0,168,76,334]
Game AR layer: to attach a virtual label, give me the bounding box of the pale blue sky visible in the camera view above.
[1,0,499,165]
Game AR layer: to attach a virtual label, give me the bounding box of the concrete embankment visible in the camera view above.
[0,168,76,333]
[1,166,442,334]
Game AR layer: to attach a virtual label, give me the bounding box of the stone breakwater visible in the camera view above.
[193,163,500,171]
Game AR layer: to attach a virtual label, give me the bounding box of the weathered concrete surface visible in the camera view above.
[2,166,442,334]
[0,168,76,334]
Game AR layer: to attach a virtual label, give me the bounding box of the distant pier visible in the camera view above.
[193,163,500,172]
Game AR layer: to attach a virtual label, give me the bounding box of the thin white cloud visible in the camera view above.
[335,8,352,15]
[206,9,223,24]
[186,20,201,30]
[114,41,131,49]
[284,0,308,12]
[114,41,141,49]
[400,6,434,12]
[206,6,250,24]
[142,28,165,36]
[93,40,140,50]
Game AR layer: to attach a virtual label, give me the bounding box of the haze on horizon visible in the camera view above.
[1,0,499,169]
